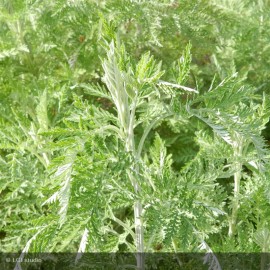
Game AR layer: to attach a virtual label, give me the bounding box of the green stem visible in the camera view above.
[136,113,173,159]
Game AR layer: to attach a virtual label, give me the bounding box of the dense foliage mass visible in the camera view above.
[1,0,270,269]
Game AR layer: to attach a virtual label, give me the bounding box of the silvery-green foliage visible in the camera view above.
[0,1,270,270]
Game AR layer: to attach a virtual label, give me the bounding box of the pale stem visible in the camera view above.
[228,140,243,237]
[123,96,145,270]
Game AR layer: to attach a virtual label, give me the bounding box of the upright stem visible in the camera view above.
[125,97,144,270]
[127,149,144,269]
[228,163,241,237]
[127,168,144,269]
[134,198,144,268]
[103,41,145,267]
[228,139,243,237]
